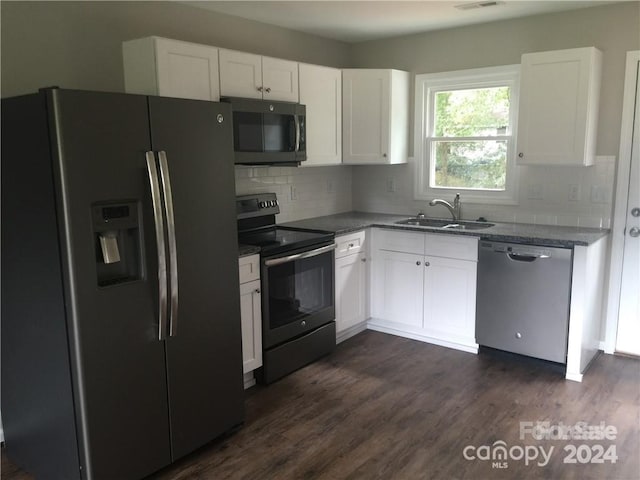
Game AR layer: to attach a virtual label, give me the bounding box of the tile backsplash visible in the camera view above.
[234,165,353,223]
[235,155,615,229]
[351,156,616,229]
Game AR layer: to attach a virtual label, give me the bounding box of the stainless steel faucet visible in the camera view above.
[429,193,461,221]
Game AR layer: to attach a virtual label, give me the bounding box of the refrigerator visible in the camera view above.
[1,88,244,479]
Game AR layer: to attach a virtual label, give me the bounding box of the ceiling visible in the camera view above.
[183,1,615,43]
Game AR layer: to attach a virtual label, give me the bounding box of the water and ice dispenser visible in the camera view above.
[92,201,142,286]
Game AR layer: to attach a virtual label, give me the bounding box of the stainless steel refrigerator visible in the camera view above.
[1,88,244,479]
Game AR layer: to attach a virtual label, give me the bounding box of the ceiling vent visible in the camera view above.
[455,1,505,10]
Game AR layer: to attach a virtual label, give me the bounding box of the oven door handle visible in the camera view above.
[264,243,336,267]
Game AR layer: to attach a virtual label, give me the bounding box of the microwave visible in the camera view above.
[221,97,306,166]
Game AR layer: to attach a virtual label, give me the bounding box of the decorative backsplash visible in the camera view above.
[234,165,353,223]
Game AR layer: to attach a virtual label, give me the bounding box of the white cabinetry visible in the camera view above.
[123,37,220,101]
[517,47,602,166]
[335,230,368,343]
[219,49,299,102]
[299,64,342,166]
[238,254,262,388]
[370,229,478,353]
[342,69,409,165]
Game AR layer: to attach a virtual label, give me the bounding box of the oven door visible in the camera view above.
[261,242,335,348]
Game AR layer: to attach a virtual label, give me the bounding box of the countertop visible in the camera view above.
[238,244,261,258]
[281,212,609,248]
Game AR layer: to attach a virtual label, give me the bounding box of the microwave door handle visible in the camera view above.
[294,114,301,152]
[145,152,168,341]
[264,243,336,267]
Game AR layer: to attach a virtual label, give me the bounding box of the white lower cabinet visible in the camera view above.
[335,230,369,343]
[238,255,262,388]
[369,229,478,353]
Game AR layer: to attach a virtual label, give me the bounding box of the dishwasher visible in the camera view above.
[475,241,573,364]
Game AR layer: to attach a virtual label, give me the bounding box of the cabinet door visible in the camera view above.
[423,256,477,343]
[335,252,367,333]
[239,279,262,373]
[371,250,423,327]
[219,49,263,99]
[122,37,220,101]
[343,69,390,164]
[517,47,601,166]
[262,56,299,102]
[155,38,220,101]
[299,63,342,166]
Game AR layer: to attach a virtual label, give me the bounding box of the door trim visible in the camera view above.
[604,50,640,354]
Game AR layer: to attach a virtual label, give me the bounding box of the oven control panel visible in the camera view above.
[236,192,280,219]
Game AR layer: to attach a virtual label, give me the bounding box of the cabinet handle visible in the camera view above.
[518,152,524,158]
[416,261,421,266]
[265,87,271,93]
[254,288,261,294]
[257,86,264,92]
[425,262,430,267]
[361,258,367,263]
[348,243,354,248]
[383,153,387,158]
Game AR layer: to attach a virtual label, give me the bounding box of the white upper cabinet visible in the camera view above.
[219,49,299,102]
[517,47,602,166]
[122,37,220,101]
[299,63,342,166]
[342,69,409,165]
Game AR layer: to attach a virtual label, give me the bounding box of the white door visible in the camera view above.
[155,38,220,101]
[219,49,263,99]
[371,250,424,327]
[342,69,390,164]
[335,252,366,333]
[262,56,299,102]
[616,59,640,356]
[422,256,477,343]
[299,63,342,166]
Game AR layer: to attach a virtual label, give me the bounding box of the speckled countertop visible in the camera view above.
[281,212,609,248]
[238,244,261,258]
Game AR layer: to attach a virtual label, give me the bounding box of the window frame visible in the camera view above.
[414,64,521,205]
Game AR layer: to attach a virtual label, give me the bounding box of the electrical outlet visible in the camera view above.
[290,185,298,201]
[386,178,396,193]
[568,184,580,202]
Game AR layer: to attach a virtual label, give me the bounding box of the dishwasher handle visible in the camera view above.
[506,252,549,262]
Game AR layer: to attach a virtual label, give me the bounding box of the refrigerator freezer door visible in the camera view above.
[148,97,244,460]
[49,90,172,479]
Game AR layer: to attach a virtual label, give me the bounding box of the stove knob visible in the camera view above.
[301,320,306,327]
[270,200,276,207]
[259,201,266,208]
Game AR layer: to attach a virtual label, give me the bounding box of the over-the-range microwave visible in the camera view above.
[221,97,306,166]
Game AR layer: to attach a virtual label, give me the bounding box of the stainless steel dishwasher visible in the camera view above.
[475,241,573,364]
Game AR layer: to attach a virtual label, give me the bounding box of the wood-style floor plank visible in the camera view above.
[2,331,639,479]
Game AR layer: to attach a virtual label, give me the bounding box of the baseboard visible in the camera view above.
[243,372,256,389]
[367,319,478,354]
[336,321,368,344]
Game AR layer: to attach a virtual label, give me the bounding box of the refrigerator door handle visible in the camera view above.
[158,151,179,337]
[146,151,168,341]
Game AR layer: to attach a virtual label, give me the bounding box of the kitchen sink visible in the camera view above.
[395,218,495,230]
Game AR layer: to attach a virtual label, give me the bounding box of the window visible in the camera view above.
[415,65,520,204]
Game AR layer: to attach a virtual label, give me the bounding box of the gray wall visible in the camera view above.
[349,2,640,227]
[0,1,350,98]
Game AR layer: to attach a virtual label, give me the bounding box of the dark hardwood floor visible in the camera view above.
[2,330,639,479]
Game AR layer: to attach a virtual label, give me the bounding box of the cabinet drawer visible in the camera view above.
[374,228,425,255]
[424,234,478,262]
[335,230,367,258]
[238,254,260,284]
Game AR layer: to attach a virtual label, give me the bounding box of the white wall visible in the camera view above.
[349,2,640,227]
